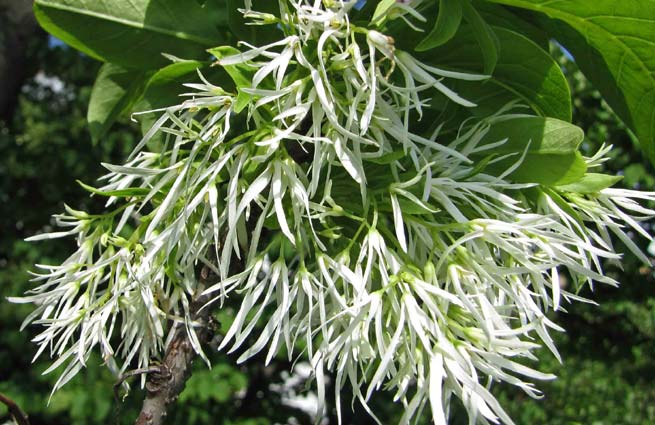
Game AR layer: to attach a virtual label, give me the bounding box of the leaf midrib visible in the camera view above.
[531,1,655,142]
[36,0,217,46]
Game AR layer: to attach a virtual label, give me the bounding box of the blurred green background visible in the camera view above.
[1,6,654,425]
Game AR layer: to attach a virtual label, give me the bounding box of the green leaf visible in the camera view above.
[461,0,499,74]
[208,46,257,114]
[377,197,437,216]
[234,90,252,114]
[462,152,499,179]
[147,60,207,87]
[490,27,571,121]
[488,117,584,154]
[87,63,150,144]
[484,0,655,163]
[226,0,257,44]
[474,0,549,49]
[557,173,623,194]
[34,0,231,69]
[136,60,207,113]
[542,186,585,225]
[476,116,587,185]
[416,0,463,50]
[421,25,571,121]
[208,46,254,89]
[372,0,397,26]
[133,59,207,146]
[77,180,149,198]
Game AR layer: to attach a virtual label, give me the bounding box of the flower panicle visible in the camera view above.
[13,1,655,424]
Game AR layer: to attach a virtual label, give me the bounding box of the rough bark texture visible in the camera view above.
[0,392,30,425]
[134,268,217,425]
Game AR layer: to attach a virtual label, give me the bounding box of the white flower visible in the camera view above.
[14,1,655,424]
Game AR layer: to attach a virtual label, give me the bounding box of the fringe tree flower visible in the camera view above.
[13,1,655,424]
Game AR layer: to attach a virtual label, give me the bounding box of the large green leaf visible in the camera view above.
[416,0,463,50]
[422,26,571,121]
[484,0,655,162]
[34,0,231,69]
[462,0,499,74]
[87,63,151,143]
[475,116,587,185]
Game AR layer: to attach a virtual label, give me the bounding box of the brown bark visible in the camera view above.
[0,392,30,425]
[134,267,218,425]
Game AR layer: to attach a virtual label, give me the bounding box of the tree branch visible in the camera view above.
[0,392,30,425]
[134,266,218,425]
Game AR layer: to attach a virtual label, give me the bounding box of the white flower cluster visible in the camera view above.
[13,1,655,424]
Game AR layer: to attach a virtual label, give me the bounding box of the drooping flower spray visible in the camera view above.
[14,1,655,423]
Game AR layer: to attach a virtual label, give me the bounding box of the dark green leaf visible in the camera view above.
[136,60,207,113]
[475,116,587,185]
[462,152,499,179]
[422,26,571,121]
[34,0,231,69]
[134,59,207,146]
[376,197,437,215]
[474,0,549,49]
[557,173,623,194]
[490,27,571,121]
[87,63,150,144]
[484,0,655,163]
[226,0,257,44]
[226,0,279,45]
[416,0,463,50]
[461,0,499,74]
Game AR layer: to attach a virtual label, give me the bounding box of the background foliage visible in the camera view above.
[1,4,655,425]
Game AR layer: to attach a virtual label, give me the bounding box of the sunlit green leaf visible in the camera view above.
[34,0,231,69]
[484,0,655,163]
[557,173,623,194]
[476,116,587,185]
[372,0,397,25]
